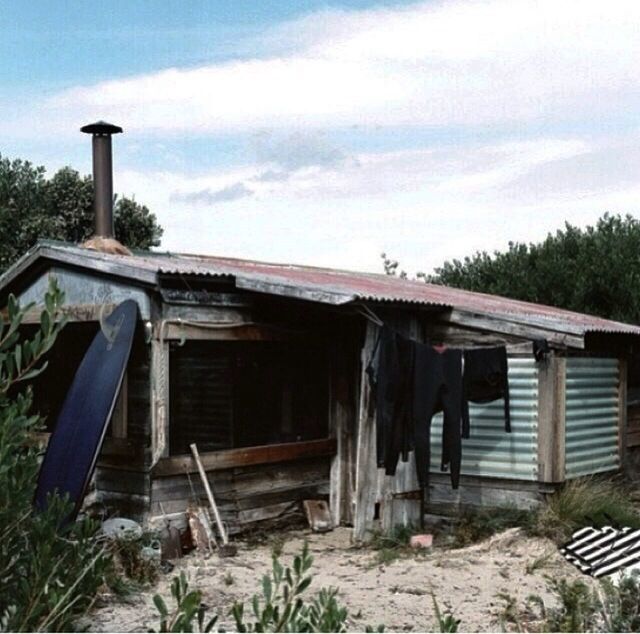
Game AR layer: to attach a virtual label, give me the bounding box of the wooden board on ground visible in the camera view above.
[187,504,216,552]
[303,499,333,532]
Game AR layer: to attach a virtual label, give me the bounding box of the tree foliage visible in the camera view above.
[427,214,640,324]
[0,279,111,631]
[0,155,163,273]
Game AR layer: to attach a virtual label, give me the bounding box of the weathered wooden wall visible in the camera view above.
[149,456,330,534]
[90,330,153,521]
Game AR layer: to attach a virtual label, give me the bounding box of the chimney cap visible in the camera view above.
[80,121,123,135]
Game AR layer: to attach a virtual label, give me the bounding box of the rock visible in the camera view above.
[102,518,142,540]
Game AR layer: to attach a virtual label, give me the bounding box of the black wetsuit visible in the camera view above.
[462,346,511,437]
[413,344,464,490]
[367,326,414,474]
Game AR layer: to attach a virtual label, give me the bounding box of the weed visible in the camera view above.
[528,577,600,633]
[268,534,285,559]
[431,593,460,633]
[525,550,554,575]
[450,506,534,548]
[223,571,235,586]
[151,572,217,633]
[109,529,161,585]
[598,571,640,632]
[496,592,523,632]
[532,476,640,543]
[369,524,418,566]
[500,572,640,633]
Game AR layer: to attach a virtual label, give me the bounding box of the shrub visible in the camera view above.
[152,544,376,633]
[513,572,640,632]
[533,477,640,544]
[528,577,601,633]
[231,542,383,632]
[109,529,161,586]
[0,279,112,631]
[598,572,640,632]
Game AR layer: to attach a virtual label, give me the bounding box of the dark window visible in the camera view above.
[27,323,99,432]
[169,341,329,455]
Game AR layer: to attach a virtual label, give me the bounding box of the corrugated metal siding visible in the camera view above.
[565,358,620,478]
[430,357,539,480]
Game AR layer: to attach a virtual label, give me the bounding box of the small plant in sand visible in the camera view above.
[151,572,218,633]
[231,542,350,632]
[431,593,460,633]
[369,523,419,566]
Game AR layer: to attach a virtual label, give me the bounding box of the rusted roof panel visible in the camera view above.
[4,241,640,337]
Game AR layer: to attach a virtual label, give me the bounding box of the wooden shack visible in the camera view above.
[2,240,639,541]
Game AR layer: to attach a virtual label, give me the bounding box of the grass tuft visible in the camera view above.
[369,524,417,566]
[450,505,534,548]
[532,476,640,543]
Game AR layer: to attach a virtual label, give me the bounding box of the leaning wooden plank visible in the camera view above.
[190,443,230,547]
[154,438,337,476]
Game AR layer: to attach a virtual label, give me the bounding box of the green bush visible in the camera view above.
[231,542,351,633]
[598,572,640,632]
[504,572,640,632]
[0,279,112,631]
[110,529,161,586]
[528,577,600,632]
[151,544,376,633]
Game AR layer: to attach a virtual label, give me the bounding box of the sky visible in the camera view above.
[2,0,640,274]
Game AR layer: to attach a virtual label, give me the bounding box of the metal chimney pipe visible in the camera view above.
[80,121,123,238]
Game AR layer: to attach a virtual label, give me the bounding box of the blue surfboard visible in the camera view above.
[34,299,138,521]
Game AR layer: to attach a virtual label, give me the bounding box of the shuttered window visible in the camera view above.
[169,341,329,455]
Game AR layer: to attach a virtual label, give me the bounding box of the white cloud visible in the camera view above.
[6,0,640,138]
[6,0,640,278]
[116,136,624,274]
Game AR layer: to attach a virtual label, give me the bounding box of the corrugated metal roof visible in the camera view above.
[5,241,640,337]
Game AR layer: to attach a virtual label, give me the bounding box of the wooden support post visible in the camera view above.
[329,341,355,526]
[537,353,566,483]
[353,322,379,542]
[151,338,170,465]
[619,358,628,471]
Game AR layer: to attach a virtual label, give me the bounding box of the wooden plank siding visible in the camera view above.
[150,457,331,534]
[153,438,336,476]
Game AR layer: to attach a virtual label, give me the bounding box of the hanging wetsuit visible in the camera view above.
[462,346,511,437]
[412,343,464,490]
[366,326,414,474]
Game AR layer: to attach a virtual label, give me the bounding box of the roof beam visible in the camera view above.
[442,309,585,348]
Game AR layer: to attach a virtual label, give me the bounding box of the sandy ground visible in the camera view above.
[89,526,587,632]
